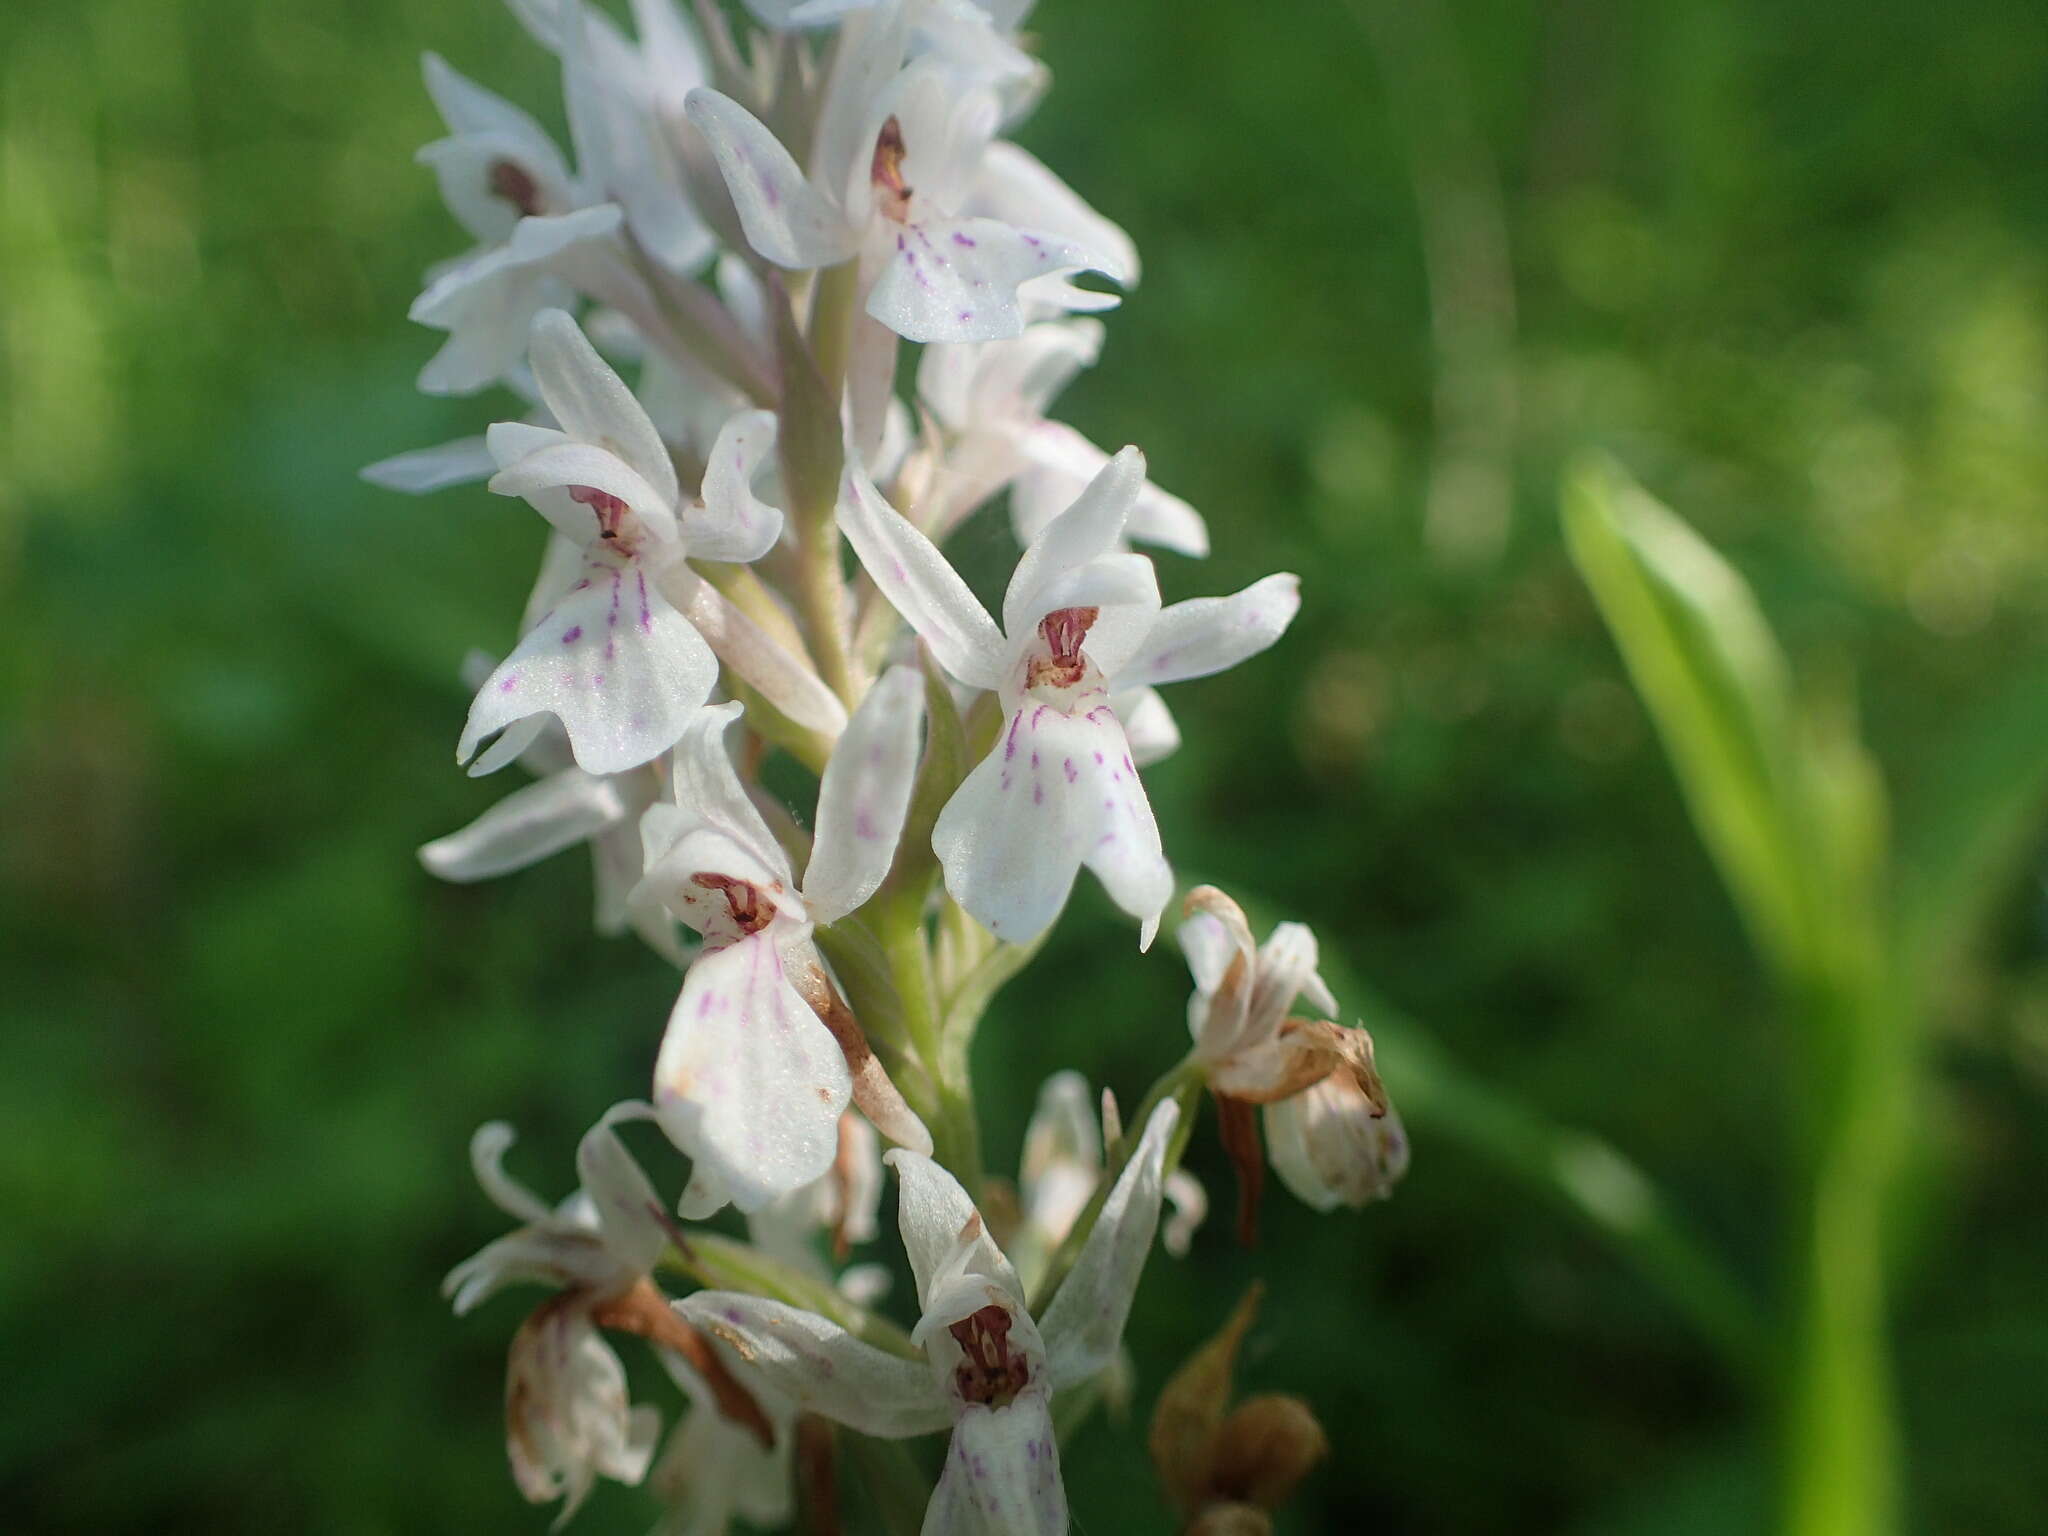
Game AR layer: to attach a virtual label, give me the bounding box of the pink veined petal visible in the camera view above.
[652,933,852,1213]
[418,765,630,883]
[684,89,859,269]
[1114,572,1303,691]
[459,558,719,776]
[926,1395,1067,1536]
[661,701,794,886]
[575,1100,669,1277]
[883,1147,1023,1313]
[664,569,851,740]
[836,458,1007,690]
[803,666,926,924]
[1011,420,1210,557]
[360,434,496,494]
[865,216,1120,345]
[931,700,1172,946]
[1038,1099,1180,1387]
[1000,445,1144,639]
[968,139,1139,288]
[1110,684,1181,768]
[528,308,681,508]
[687,407,785,563]
[675,1292,948,1437]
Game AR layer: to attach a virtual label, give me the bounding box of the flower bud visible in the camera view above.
[1264,1069,1409,1212]
[1188,1505,1274,1536]
[1205,1393,1329,1511]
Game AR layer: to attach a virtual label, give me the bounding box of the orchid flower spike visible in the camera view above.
[680,1099,1182,1536]
[636,671,933,1215]
[460,309,791,779]
[685,20,1132,343]
[1179,887,1405,1231]
[443,1107,772,1523]
[840,446,1301,946]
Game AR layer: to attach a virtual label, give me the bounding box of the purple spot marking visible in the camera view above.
[957,308,972,321]
[604,639,616,661]
[1092,750,1105,764]
[896,233,906,251]
[1004,713,1022,760]
[855,810,878,840]
[1030,750,1040,768]
[1063,757,1078,783]
[561,625,582,644]
[952,231,977,247]
[1033,784,1044,805]
[1031,705,1047,727]
[499,674,520,692]
[698,991,715,1018]
[636,571,652,634]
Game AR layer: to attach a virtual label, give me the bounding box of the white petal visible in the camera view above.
[1019,1071,1100,1245]
[688,407,784,562]
[932,701,1171,945]
[1001,446,1144,639]
[1177,911,1239,1003]
[487,437,680,550]
[459,559,719,776]
[664,568,851,738]
[676,1292,948,1436]
[867,217,1119,345]
[884,1146,1023,1312]
[1114,572,1301,691]
[1250,922,1330,1034]
[628,0,709,107]
[360,435,496,494]
[806,1,909,203]
[422,52,564,153]
[575,1100,669,1277]
[419,766,630,882]
[667,701,796,884]
[529,308,681,509]
[1008,550,1159,682]
[1110,685,1181,768]
[837,458,1006,691]
[1161,1169,1207,1257]
[803,665,926,923]
[969,140,1138,288]
[468,1121,555,1225]
[653,934,852,1213]
[1011,421,1209,558]
[1039,1099,1179,1386]
[684,89,858,269]
[924,1395,1066,1536]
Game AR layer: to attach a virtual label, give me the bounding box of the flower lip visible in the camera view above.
[949,1303,1032,1409]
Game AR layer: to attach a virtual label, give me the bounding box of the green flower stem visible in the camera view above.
[882,907,984,1195]
[807,260,860,402]
[663,1231,917,1360]
[1027,1054,1206,1315]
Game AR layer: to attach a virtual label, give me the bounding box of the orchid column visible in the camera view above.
[370,1,1403,1529]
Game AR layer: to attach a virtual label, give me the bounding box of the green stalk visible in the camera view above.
[882,910,983,1194]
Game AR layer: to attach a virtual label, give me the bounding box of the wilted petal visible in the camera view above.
[925,1395,1066,1536]
[803,665,926,923]
[507,1301,661,1521]
[361,435,497,494]
[688,407,784,562]
[868,217,1122,345]
[684,90,859,269]
[676,1293,948,1437]
[460,560,719,776]
[529,307,681,509]
[837,458,1007,690]
[653,933,852,1213]
[932,701,1171,945]
[1039,1099,1179,1386]
[420,766,630,883]
[1116,573,1301,691]
[1264,1071,1408,1212]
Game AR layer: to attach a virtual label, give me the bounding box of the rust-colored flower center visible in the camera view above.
[569,483,631,541]
[949,1303,1032,1409]
[488,157,545,217]
[871,116,912,223]
[1026,605,1099,691]
[690,871,776,935]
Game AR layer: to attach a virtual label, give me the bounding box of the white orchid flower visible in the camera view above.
[680,1099,1181,1536]
[444,1108,772,1524]
[636,671,932,1216]
[839,446,1300,946]
[460,309,808,778]
[685,34,1131,343]
[917,318,1210,563]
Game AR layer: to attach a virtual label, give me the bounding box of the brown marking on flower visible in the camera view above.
[488,157,545,217]
[1026,605,1099,690]
[790,959,932,1155]
[1211,1091,1265,1249]
[871,116,912,222]
[593,1277,776,1448]
[795,1415,842,1536]
[949,1303,1031,1408]
[690,871,777,934]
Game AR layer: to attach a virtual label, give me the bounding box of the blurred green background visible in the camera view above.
[5,0,2047,1530]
